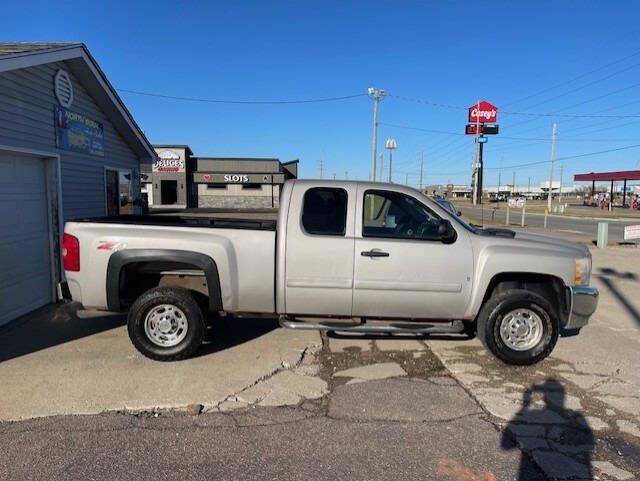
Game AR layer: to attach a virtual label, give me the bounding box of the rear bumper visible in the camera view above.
[565,286,599,329]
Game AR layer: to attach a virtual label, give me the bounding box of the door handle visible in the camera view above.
[361,250,389,258]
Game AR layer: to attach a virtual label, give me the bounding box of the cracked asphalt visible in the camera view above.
[0,336,546,481]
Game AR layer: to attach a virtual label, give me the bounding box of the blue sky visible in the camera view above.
[5,1,640,188]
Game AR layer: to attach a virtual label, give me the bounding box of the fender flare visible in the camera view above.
[106,249,223,312]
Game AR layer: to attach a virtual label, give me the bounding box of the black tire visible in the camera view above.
[127,287,206,361]
[477,288,558,365]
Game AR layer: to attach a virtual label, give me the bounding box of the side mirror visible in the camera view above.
[438,219,456,243]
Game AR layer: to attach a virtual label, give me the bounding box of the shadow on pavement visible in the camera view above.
[502,378,594,480]
[0,303,279,364]
[0,302,126,364]
[195,315,278,358]
[596,267,640,327]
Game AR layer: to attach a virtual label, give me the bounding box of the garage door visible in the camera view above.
[0,153,53,325]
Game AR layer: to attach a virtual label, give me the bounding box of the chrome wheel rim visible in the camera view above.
[144,304,188,347]
[499,308,544,351]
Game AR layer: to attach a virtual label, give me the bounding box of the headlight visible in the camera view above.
[575,257,591,286]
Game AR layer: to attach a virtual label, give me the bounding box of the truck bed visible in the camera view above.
[70,214,277,231]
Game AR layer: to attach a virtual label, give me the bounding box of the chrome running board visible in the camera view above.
[279,317,465,335]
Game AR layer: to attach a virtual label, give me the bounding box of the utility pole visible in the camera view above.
[318,158,324,179]
[547,123,557,210]
[345,171,348,180]
[368,87,387,182]
[512,171,516,196]
[473,100,482,205]
[419,150,424,191]
[559,164,564,202]
[405,173,409,185]
[528,176,531,194]
[379,153,384,181]
[498,170,501,197]
[333,173,336,180]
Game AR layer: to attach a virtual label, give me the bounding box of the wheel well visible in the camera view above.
[479,272,568,320]
[117,261,208,310]
[106,249,223,312]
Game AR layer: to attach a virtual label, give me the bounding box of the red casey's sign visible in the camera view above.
[468,100,498,124]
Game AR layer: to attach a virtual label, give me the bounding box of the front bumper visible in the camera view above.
[565,286,599,329]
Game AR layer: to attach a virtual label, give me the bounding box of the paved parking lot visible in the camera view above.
[0,306,323,420]
[0,244,639,480]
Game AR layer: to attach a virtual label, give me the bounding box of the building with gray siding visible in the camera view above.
[143,145,298,209]
[0,43,155,325]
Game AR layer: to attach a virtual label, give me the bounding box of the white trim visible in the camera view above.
[0,144,63,303]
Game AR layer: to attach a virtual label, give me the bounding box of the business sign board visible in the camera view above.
[194,173,276,184]
[468,101,498,124]
[624,224,640,241]
[465,124,499,135]
[153,150,185,173]
[54,105,104,157]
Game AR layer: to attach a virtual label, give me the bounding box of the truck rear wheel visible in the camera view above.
[127,287,205,361]
[477,288,558,365]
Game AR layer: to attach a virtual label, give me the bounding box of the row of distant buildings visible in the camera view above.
[142,145,298,210]
[425,181,595,198]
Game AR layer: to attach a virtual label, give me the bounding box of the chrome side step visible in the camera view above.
[279,317,465,335]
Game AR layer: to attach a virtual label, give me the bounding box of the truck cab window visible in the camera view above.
[363,190,441,240]
[302,187,348,236]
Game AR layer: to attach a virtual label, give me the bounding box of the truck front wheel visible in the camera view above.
[127,287,206,361]
[477,288,558,365]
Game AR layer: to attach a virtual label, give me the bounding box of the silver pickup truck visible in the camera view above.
[62,180,598,365]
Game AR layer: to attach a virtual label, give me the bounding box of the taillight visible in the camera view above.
[62,233,80,271]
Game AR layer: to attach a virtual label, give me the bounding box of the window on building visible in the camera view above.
[242,184,262,190]
[105,168,133,216]
[207,184,227,189]
[105,169,119,216]
[363,190,441,240]
[301,187,348,236]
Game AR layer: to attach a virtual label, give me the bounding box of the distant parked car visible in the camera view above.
[434,197,461,216]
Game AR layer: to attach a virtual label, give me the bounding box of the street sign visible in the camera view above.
[476,136,488,143]
[465,123,499,135]
[468,100,498,123]
[624,224,640,241]
[508,197,526,208]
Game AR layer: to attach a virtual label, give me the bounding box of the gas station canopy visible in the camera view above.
[574,170,640,208]
[574,170,640,182]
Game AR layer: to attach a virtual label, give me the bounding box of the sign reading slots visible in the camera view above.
[468,100,498,124]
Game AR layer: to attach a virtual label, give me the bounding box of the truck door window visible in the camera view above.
[363,190,441,240]
[302,187,348,236]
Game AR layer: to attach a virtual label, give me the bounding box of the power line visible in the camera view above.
[380,122,640,142]
[502,49,640,107]
[388,94,640,118]
[430,143,640,176]
[117,88,367,104]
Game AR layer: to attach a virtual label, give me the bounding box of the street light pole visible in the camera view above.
[385,138,397,183]
[368,87,387,182]
[547,123,557,211]
[419,150,424,191]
